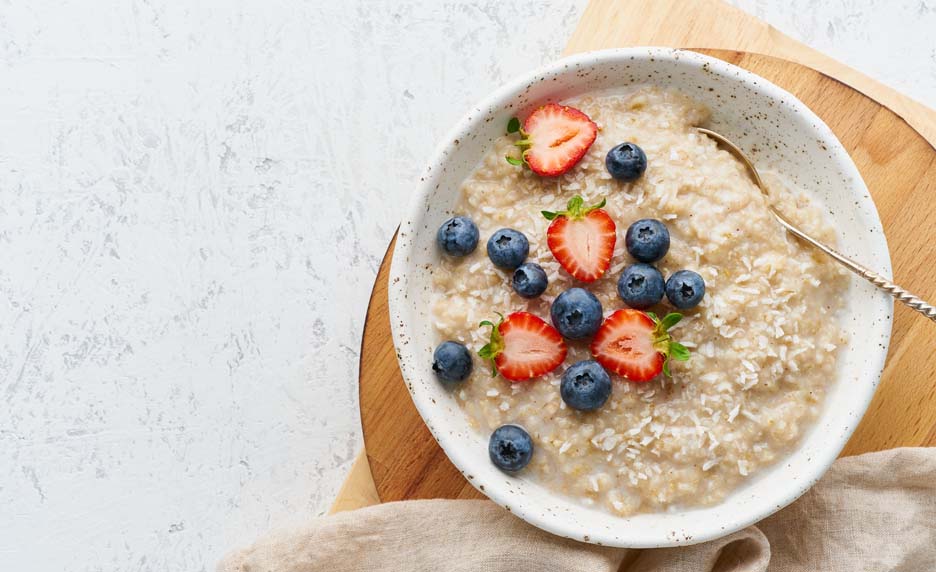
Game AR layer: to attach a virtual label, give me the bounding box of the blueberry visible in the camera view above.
[625,218,670,263]
[560,360,612,411]
[488,424,533,473]
[511,263,548,298]
[665,270,706,309]
[605,142,648,182]
[432,341,473,384]
[550,287,603,340]
[436,216,479,257]
[617,263,665,310]
[487,228,529,270]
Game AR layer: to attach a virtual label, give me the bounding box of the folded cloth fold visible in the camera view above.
[219,447,936,572]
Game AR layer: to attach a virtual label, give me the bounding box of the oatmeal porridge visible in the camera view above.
[430,87,848,516]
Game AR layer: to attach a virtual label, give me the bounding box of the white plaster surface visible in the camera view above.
[728,0,936,107]
[0,1,932,571]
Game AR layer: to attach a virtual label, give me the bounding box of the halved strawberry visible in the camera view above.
[479,312,567,381]
[504,103,597,177]
[590,310,690,382]
[543,195,617,283]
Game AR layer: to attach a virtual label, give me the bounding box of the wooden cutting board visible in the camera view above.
[330,0,936,514]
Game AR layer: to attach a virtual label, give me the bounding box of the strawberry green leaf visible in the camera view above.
[505,156,524,166]
[650,311,691,377]
[506,117,521,134]
[669,341,691,362]
[541,210,558,221]
[661,313,683,331]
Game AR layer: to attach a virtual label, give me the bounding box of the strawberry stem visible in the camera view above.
[478,313,506,377]
[504,117,531,169]
[647,312,691,377]
[542,195,606,221]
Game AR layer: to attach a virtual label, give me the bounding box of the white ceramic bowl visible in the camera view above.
[388,48,892,548]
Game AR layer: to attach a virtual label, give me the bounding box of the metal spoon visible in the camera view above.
[696,127,936,322]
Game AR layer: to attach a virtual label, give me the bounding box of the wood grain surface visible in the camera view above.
[357,49,936,505]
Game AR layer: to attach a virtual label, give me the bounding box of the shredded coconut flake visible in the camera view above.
[728,404,741,423]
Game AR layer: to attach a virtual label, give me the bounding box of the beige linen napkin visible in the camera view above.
[219,448,936,571]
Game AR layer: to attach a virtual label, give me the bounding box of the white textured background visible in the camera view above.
[0,1,932,570]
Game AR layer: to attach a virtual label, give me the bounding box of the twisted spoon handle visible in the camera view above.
[695,127,936,323]
[855,266,936,320]
[774,209,936,322]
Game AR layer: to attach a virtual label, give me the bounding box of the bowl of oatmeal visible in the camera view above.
[389,48,892,547]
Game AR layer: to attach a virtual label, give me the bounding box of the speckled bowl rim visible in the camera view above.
[389,47,893,548]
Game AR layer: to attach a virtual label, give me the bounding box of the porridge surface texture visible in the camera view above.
[431,87,848,515]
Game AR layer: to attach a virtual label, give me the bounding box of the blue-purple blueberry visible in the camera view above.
[512,262,548,298]
[617,263,665,310]
[550,287,603,340]
[605,142,648,182]
[436,216,479,257]
[487,228,529,270]
[489,424,533,472]
[432,341,473,384]
[665,270,706,309]
[560,360,612,411]
[625,218,670,263]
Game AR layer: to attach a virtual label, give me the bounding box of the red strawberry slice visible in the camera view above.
[543,195,617,283]
[590,310,691,382]
[504,104,597,177]
[479,312,567,381]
